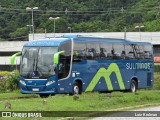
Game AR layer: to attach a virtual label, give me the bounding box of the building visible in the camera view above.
[0,41,26,71]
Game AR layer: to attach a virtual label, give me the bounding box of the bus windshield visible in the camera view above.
[20,47,58,78]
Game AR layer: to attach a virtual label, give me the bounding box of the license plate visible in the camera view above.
[32,88,39,92]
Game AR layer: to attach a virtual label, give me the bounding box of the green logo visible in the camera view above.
[85,63,125,92]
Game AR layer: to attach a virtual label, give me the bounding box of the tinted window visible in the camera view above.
[135,45,144,59]
[73,42,86,61]
[125,44,135,59]
[99,43,113,59]
[113,44,125,59]
[86,42,100,59]
[144,45,152,59]
[59,42,71,56]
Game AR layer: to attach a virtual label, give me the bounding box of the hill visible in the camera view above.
[0,0,160,41]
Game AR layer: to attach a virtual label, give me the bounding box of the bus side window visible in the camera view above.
[125,44,135,60]
[86,48,93,59]
[100,48,106,59]
[112,44,125,60]
[144,45,152,59]
[100,43,112,60]
[135,45,144,59]
[86,42,100,60]
[128,51,134,59]
[73,42,86,62]
[121,51,126,59]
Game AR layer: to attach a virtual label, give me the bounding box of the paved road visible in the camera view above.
[91,106,160,120]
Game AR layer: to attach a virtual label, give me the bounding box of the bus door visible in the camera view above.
[58,41,72,80]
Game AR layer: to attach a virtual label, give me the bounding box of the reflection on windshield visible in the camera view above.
[20,47,58,78]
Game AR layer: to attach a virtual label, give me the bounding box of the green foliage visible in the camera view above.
[0,0,160,41]
[0,70,19,92]
[8,70,20,90]
[0,71,10,76]
[144,18,160,31]
[9,27,28,38]
[0,71,10,92]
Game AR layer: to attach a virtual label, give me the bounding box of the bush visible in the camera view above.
[0,71,10,92]
[0,70,19,92]
[8,70,20,90]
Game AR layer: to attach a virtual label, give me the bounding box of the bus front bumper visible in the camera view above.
[20,89,55,94]
[20,83,56,94]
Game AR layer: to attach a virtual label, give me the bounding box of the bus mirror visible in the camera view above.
[10,52,22,65]
[53,51,65,65]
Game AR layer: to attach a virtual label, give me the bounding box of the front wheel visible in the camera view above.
[73,82,82,95]
[130,80,137,93]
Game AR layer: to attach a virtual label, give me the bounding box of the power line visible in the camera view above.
[0,5,159,15]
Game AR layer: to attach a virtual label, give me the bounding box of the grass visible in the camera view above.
[152,73,160,90]
[0,90,38,100]
[1,90,160,111]
[1,90,160,119]
[0,73,160,119]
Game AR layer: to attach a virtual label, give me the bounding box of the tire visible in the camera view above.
[73,82,81,95]
[39,94,50,98]
[130,80,137,93]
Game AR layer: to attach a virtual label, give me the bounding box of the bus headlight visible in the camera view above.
[20,80,26,86]
[46,80,55,86]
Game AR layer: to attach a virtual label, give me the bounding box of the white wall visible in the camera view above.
[0,42,26,65]
[29,32,160,44]
[0,57,20,65]
[0,41,26,52]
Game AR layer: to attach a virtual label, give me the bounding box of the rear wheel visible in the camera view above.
[39,94,50,98]
[130,80,137,93]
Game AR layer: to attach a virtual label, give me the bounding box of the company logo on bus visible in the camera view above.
[32,72,36,76]
[126,63,151,70]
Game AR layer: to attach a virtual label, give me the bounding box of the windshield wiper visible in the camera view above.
[35,48,39,72]
[33,58,36,71]
[33,48,45,78]
[34,48,43,76]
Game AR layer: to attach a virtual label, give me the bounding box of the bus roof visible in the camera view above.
[24,38,70,47]
[62,34,152,44]
[24,35,152,47]
[74,37,152,45]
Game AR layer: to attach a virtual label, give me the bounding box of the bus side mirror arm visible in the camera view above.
[53,51,65,65]
[10,52,22,65]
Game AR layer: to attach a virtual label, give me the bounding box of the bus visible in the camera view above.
[10,35,154,98]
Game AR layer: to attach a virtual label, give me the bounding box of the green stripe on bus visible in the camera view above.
[85,63,125,92]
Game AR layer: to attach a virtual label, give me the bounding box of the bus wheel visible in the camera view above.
[39,94,50,98]
[130,80,137,93]
[73,82,81,95]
